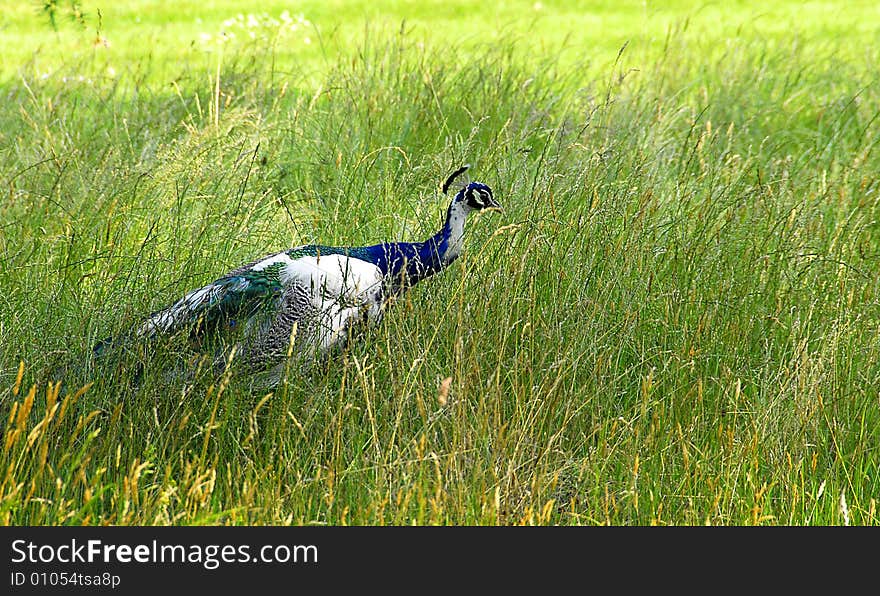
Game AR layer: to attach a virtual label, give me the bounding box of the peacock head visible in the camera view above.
[462,182,500,211]
[442,165,501,212]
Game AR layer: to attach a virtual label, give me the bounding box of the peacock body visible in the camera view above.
[99,166,499,380]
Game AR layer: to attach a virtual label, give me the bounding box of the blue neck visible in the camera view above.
[357,200,469,290]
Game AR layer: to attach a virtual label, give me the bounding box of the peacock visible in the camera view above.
[94,165,499,383]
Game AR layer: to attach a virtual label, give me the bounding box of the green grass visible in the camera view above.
[1,1,879,525]
[4,1,879,85]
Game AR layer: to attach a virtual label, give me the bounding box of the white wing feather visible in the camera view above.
[283,254,384,352]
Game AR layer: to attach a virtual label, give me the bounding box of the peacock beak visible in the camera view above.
[486,196,502,211]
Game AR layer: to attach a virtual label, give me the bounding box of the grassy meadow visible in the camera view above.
[1,1,879,525]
